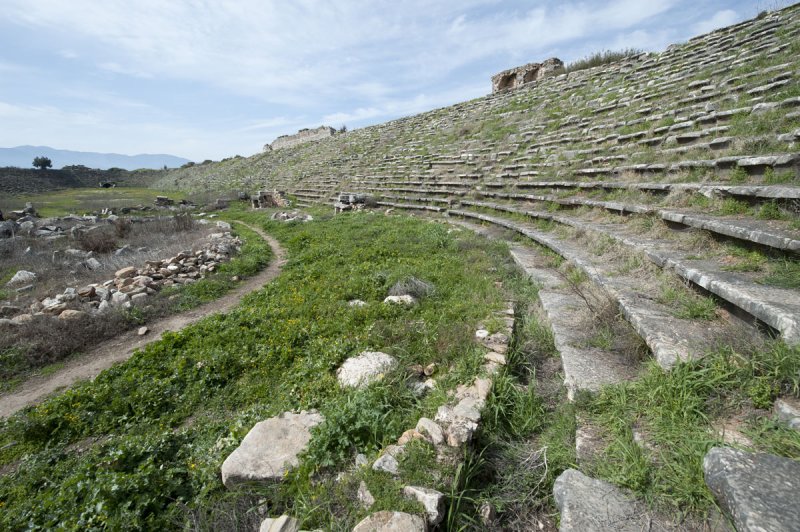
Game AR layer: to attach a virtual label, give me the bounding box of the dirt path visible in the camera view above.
[0,222,286,419]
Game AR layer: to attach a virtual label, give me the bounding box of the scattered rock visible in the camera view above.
[383,295,416,305]
[415,418,445,446]
[403,486,445,526]
[484,351,506,365]
[58,310,87,321]
[348,299,367,307]
[6,270,37,287]
[259,515,300,532]
[337,351,397,388]
[355,453,369,468]
[774,398,800,431]
[423,363,436,376]
[372,445,405,475]
[221,410,324,488]
[358,481,376,508]
[397,429,423,446]
[352,511,426,532]
[84,257,102,270]
[138,326,149,336]
[704,446,800,532]
[77,286,96,299]
[115,266,137,279]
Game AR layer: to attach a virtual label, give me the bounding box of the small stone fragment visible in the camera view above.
[372,445,405,475]
[259,515,300,532]
[6,270,36,286]
[415,418,444,446]
[357,481,375,508]
[383,295,416,305]
[397,429,423,446]
[138,326,149,336]
[115,266,137,279]
[403,486,445,526]
[352,511,426,532]
[337,351,397,388]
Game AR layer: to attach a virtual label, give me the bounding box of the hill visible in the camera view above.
[0,145,190,171]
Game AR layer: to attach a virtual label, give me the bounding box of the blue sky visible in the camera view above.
[0,0,787,161]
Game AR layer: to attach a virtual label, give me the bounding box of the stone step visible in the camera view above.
[554,469,733,532]
[476,191,800,253]
[509,245,639,399]
[704,447,800,532]
[448,209,730,368]
[457,202,800,345]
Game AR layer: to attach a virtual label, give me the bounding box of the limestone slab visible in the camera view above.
[221,410,323,488]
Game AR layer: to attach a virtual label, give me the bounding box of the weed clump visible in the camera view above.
[564,48,642,73]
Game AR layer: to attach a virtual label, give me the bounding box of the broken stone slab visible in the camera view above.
[337,351,397,388]
[403,486,445,527]
[372,444,405,475]
[704,447,800,532]
[115,266,137,279]
[415,418,445,446]
[352,511,426,532]
[773,398,800,431]
[259,515,300,532]
[554,469,657,531]
[221,410,324,488]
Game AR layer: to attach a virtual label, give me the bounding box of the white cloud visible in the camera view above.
[0,0,754,160]
[692,9,741,35]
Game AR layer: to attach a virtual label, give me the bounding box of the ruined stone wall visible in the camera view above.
[268,126,336,151]
[491,57,563,93]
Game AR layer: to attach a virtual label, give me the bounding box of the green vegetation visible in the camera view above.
[0,188,188,218]
[0,220,272,392]
[31,156,52,170]
[564,49,643,73]
[581,340,800,512]
[0,213,513,529]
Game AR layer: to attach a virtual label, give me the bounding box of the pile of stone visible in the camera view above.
[271,211,313,222]
[1,232,241,324]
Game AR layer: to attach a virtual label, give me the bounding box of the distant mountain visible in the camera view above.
[0,145,191,170]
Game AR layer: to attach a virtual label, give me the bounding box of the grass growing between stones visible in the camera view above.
[579,340,800,516]
[443,300,578,530]
[0,212,514,530]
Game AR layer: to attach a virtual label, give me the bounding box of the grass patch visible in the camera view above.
[0,213,510,529]
[581,340,800,513]
[0,188,188,218]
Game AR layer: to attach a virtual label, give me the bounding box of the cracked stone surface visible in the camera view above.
[704,447,800,532]
[221,410,323,488]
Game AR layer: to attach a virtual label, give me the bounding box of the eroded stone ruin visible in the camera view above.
[491,57,564,93]
[264,125,336,152]
[251,189,289,208]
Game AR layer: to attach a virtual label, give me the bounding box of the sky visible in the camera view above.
[0,0,788,161]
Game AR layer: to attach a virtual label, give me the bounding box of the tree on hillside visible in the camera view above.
[32,156,53,170]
